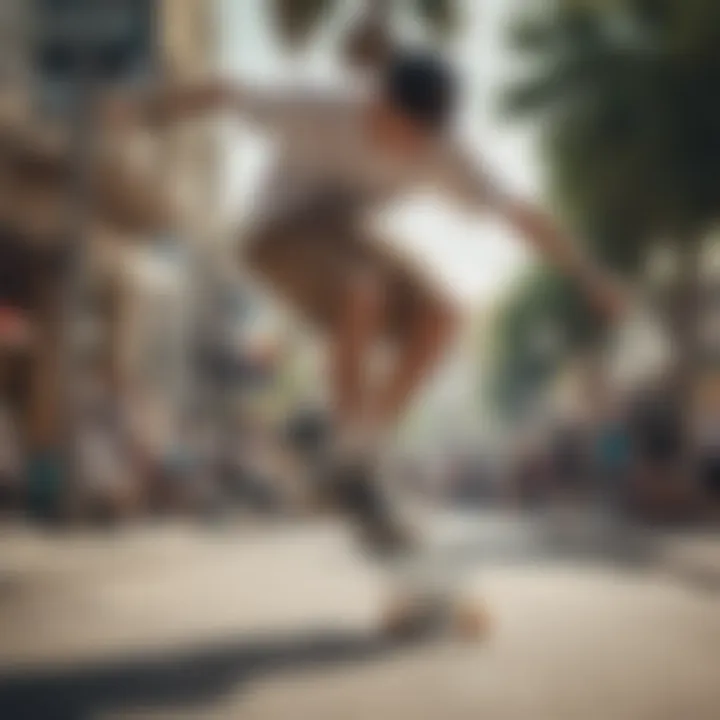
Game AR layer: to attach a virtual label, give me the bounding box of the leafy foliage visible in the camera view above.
[487,266,600,418]
[491,0,720,415]
[412,0,460,37]
[268,0,338,48]
[506,0,720,244]
[268,0,461,50]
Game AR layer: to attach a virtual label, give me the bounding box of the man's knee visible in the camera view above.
[436,300,460,344]
[345,267,386,315]
[413,296,460,349]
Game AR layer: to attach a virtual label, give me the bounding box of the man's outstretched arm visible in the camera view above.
[439,150,627,320]
[99,77,295,132]
[99,80,234,129]
[493,193,626,319]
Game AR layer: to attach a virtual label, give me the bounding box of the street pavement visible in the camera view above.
[0,510,718,719]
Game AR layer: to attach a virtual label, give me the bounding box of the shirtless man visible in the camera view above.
[108,50,623,558]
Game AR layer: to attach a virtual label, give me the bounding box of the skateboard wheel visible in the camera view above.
[380,593,491,641]
[452,598,492,640]
[381,594,423,639]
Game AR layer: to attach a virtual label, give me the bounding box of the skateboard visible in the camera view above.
[375,535,492,642]
[380,588,492,641]
[282,411,491,641]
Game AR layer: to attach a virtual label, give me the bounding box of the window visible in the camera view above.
[32,0,156,117]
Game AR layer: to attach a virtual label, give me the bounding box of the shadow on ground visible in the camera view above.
[0,629,417,720]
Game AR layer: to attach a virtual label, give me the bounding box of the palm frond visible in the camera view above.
[342,10,393,69]
[412,0,459,38]
[268,0,338,48]
[508,16,561,54]
[501,71,568,118]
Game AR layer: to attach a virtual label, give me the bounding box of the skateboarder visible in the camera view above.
[105,49,624,559]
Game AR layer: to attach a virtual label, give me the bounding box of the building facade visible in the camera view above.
[119,0,221,422]
[0,0,222,478]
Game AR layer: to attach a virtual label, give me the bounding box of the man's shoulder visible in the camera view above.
[264,83,363,122]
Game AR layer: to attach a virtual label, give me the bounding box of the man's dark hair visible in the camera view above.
[382,49,459,132]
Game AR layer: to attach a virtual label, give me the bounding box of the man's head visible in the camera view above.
[368,49,459,157]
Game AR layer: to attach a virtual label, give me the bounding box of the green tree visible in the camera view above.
[268,0,460,63]
[496,0,720,415]
[488,266,599,419]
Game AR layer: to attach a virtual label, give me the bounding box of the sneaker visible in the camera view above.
[326,457,419,558]
[357,513,420,558]
[283,408,332,462]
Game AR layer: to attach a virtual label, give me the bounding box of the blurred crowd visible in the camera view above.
[511,386,720,524]
[0,361,302,525]
[2,337,720,527]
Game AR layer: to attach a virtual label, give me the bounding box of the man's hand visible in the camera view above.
[496,195,630,324]
[583,268,631,324]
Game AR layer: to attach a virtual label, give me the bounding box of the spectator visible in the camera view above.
[551,422,589,501]
[514,439,550,509]
[76,379,138,523]
[628,389,689,520]
[696,411,720,515]
[0,400,22,514]
[161,416,217,514]
[594,401,633,515]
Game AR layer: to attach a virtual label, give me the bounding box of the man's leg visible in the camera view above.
[243,216,455,545]
[335,285,459,554]
[357,293,491,640]
[330,232,459,447]
[325,269,398,533]
[370,297,459,437]
[330,269,385,446]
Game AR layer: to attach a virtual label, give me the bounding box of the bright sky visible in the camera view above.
[217,0,544,309]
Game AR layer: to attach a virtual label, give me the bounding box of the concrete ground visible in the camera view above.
[0,512,718,720]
